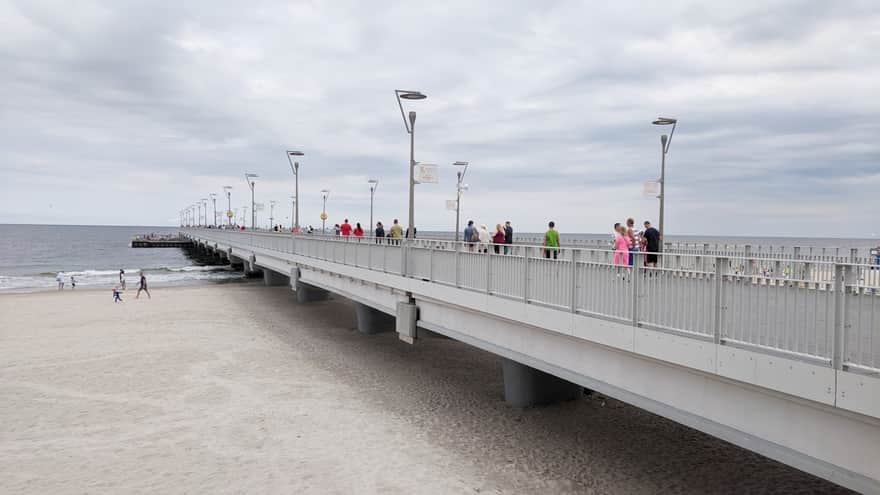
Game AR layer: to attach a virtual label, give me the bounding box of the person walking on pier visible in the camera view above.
[375,222,385,243]
[543,221,560,259]
[504,221,513,254]
[613,223,630,266]
[354,223,364,238]
[464,220,477,251]
[626,218,640,266]
[340,219,352,236]
[642,221,660,267]
[492,224,505,254]
[389,219,403,244]
[56,272,65,291]
[136,271,150,299]
[478,224,491,253]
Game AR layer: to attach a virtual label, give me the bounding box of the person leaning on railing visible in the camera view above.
[543,221,560,259]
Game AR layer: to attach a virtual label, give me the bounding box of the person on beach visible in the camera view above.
[375,222,385,243]
[389,219,403,244]
[56,272,65,290]
[492,224,505,254]
[136,271,150,299]
[613,223,630,266]
[112,286,123,303]
[464,220,477,251]
[626,218,640,266]
[70,275,76,289]
[642,221,661,267]
[340,219,352,236]
[504,221,514,254]
[478,224,491,253]
[354,223,364,238]
[543,221,560,259]
[119,269,126,290]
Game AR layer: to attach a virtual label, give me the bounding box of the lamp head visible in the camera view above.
[399,91,427,100]
[223,186,232,191]
[661,134,668,146]
[408,110,416,126]
[368,179,379,185]
[287,150,304,156]
[652,117,677,125]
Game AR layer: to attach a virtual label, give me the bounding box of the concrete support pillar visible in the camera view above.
[396,301,418,344]
[355,303,395,334]
[244,256,262,278]
[263,270,289,286]
[295,280,329,303]
[501,358,582,407]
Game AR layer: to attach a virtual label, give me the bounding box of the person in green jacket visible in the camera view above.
[543,221,560,259]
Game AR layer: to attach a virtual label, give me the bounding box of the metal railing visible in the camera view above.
[184,229,880,375]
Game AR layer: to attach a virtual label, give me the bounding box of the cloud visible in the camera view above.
[1,0,878,237]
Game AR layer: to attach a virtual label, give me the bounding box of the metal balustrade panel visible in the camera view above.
[431,249,457,285]
[844,267,880,372]
[576,261,631,321]
[407,247,432,280]
[489,253,525,298]
[458,251,487,291]
[640,267,714,337]
[527,257,572,309]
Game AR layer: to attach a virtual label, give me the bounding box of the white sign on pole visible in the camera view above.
[415,163,439,184]
[643,180,660,197]
[446,200,458,211]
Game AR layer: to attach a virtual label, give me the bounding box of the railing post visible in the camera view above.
[523,246,530,303]
[486,248,491,294]
[832,264,847,370]
[713,257,726,345]
[631,253,640,325]
[570,250,579,313]
[402,240,409,278]
[429,244,434,281]
[455,243,461,288]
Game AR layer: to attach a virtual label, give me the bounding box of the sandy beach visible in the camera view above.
[0,283,851,494]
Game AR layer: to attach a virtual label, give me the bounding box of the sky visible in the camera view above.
[1,0,878,236]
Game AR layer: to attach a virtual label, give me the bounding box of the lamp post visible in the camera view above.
[320,189,330,235]
[290,196,296,232]
[241,206,248,227]
[452,161,469,241]
[368,179,379,236]
[395,89,427,239]
[269,200,276,229]
[651,117,677,242]
[195,202,201,227]
[244,173,258,230]
[210,193,217,227]
[286,150,304,232]
[223,186,232,227]
[201,198,208,227]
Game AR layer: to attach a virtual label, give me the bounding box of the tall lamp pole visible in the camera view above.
[395,89,427,239]
[287,150,304,232]
[651,117,677,242]
[196,202,202,227]
[368,179,379,236]
[244,173,258,230]
[223,186,232,227]
[290,196,296,232]
[320,189,330,235]
[269,200,276,229]
[453,161,469,241]
[201,198,208,227]
[210,193,217,227]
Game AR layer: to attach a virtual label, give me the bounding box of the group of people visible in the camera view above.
[55,269,150,301]
[612,218,661,266]
[333,218,410,243]
[463,221,516,254]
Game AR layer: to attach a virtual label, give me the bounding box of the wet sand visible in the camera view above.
[0,284,852,494]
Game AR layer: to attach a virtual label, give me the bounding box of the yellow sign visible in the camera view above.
[226,210,234,218]
[320,212,328,220]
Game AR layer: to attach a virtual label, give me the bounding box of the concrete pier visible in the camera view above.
[263,270,289,286]
[395,301,418,344]
[295,280,329,303]
[355,303,396,334]
[501,358,583,407]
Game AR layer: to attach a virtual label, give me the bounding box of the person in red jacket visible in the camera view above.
[340,219,352,236]
[492,223,505,254]
[354,223,364,237]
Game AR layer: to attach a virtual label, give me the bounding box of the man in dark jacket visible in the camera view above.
[503,221,513,254]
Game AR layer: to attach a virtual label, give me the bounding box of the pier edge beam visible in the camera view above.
[355,303,396,335]
[501,358,583,407]
[396,301,418,344]
[263,269,289,286]
[295,280,329,303]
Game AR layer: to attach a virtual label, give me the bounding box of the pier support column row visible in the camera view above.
[355,303,396,334]
[501,358,583,407]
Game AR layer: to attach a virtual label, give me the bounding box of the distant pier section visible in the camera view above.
[131,233,193,248]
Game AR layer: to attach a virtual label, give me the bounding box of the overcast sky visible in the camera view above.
[2,0,878,236]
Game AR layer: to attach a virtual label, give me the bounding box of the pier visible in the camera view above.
[183,228,880,493]
[130,234,193,248]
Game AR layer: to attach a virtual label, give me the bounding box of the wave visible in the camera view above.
[37,265,233,277]
[3,265,242,292]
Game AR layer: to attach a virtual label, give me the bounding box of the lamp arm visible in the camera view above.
[395,90,413,134]
[665,122,677,153]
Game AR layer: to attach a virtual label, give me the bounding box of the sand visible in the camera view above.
[0,283,852,494]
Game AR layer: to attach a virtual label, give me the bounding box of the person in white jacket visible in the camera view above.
[478,224,491,253]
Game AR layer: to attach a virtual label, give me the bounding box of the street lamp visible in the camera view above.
[195,202,202,227]
[286,150,304,232]
[201,198,208,227]
[395,89,427,239]
[452,161,469,241]
[210,193,217,227]
[223,186,232,227]
[651,117,677,242]
[269,200,276,229]
[244,173,258,230]
[320,189,330,235]
[289,196,296,232]
[241,206,248,227]
[368,179,379,236]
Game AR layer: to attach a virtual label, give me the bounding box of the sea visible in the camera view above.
[1,224,877,293]
[0,224,241,293]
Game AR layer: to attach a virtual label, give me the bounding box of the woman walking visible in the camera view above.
[478,225,491,253]
[136,271,150,299]
[613,223,630,266]
[354,223,364,238]
[492,224,505,254]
